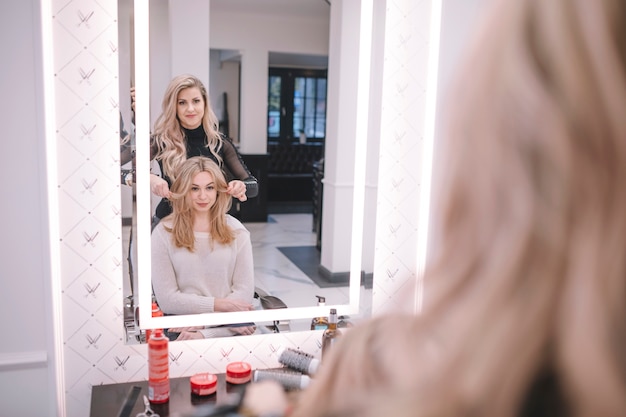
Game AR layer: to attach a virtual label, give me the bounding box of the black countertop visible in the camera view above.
[90,374,247,417]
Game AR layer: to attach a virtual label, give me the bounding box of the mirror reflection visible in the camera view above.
[120,0,373,343]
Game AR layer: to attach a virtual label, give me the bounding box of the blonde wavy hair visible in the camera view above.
[152,74,223,181]
[292,0,626,416]
[164,156,234,251]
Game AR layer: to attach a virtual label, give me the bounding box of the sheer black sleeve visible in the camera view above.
[119,112,134,166]
[220,135,259,198]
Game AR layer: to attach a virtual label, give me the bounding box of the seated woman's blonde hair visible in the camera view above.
[165,156,234,250]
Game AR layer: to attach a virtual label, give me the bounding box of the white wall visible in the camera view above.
[427,0,487,262]
[437,0,486,105]
[0,0,55,415]
[209,51,241,142]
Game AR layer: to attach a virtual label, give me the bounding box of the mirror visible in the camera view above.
[120,0,374,336]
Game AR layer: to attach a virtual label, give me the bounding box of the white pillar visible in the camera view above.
[238,48,268,154]
[319,0,362,277]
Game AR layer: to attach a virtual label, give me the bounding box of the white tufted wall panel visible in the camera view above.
[372,0,435,314]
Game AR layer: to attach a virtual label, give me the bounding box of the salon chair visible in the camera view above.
[254,287,290,333]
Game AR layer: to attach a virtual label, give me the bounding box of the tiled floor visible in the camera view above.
[246,213,372,331]
[122,212,372,335]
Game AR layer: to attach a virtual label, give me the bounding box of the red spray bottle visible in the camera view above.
[148,328,170,404]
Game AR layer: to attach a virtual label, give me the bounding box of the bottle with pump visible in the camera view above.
[148,328,170,404]
[310,295,329,330]
[321,308,342,359]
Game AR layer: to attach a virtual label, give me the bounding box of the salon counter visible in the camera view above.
[90,373,246,417]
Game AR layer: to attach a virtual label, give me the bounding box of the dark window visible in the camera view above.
[267,68,327,143]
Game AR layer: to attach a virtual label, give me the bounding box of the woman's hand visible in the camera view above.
[229,325,257,336]
[215,298,254,312]
[242,380,290,417]
[169,326,203,333]
[175,329,204,341]
[150,174,171,198]
[227,180,247,202]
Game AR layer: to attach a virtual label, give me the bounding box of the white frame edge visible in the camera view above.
[41,0,66,413]
[136,0,370,330]
[415,0,443,313]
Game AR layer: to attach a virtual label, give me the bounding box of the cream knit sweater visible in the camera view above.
[151,215,255,316]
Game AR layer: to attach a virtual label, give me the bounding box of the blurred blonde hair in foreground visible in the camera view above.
[290,0,626,416]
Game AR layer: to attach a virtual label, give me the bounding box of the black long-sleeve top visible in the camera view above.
[151,126,259,219]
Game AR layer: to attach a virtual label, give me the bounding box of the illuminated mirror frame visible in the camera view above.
[136,0,373,330]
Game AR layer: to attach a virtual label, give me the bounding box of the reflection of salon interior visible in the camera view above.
[12,0,455,413]
[130,0,373,281]
[119,0,378,342]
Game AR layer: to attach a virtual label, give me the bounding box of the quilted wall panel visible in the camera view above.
[372,0,435,314]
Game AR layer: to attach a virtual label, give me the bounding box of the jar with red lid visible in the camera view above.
[190,372,218,396]
[225,361,252,384]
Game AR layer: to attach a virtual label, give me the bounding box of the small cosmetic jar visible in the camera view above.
[190,372,218,396]
[225,361,252,384]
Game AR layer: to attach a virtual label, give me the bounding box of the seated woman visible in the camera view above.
[151,156,256,340]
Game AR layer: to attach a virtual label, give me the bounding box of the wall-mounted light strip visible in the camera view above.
[416,0,443,313]
[134,0,153,328]
[349,0,374,314]
[40,0,65,414]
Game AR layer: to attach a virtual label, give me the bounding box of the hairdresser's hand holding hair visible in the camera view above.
[151,156,256,339]
[150,174,171,199]
[226,179,248,202]
[149,74,258,221]
[287,0,626,416]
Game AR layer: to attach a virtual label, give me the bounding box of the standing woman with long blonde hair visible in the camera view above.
[150,74,258,222]
[284,0,626,416]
